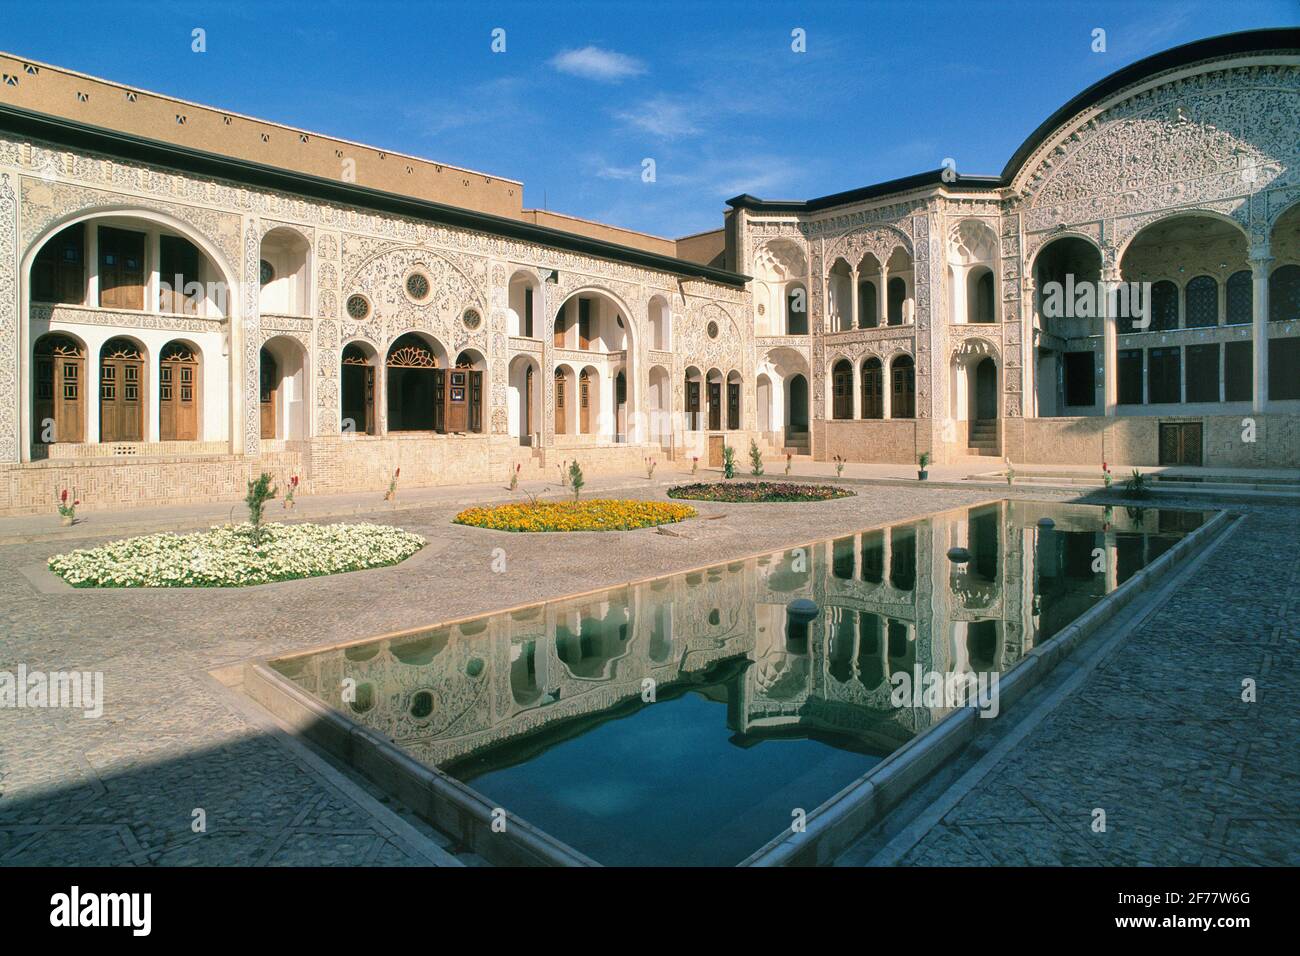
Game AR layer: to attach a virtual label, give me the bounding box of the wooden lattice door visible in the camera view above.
[99,338,144,442]
[160,342,199,441]
[259,347,278,439]
[34,335,85,444]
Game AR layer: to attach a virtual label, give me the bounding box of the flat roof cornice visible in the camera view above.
[0,102,750,288]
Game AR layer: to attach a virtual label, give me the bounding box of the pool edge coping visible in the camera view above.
[736,506,1239,867]
[239,498,1229,868]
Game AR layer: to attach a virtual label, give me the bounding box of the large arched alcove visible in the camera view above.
[340,341,378,436]
[22,208,236,456]
[260,335,309,440]
[1032,235,1102,417]
[508,354,540,444]
[385,332,445,433]
[259,227,311,317]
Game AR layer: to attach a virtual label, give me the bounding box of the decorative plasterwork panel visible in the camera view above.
[1020,67,1298,231]
[18,176,242,269]
[0,173,17,461]
[824,223,913,269]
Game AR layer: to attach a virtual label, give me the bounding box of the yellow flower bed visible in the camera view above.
[453,498,696,532]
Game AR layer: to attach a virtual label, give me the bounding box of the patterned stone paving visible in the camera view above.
[892,506,1300,867]
[1,479,1295,866]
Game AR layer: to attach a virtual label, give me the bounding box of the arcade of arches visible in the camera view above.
[4,34,1299,515]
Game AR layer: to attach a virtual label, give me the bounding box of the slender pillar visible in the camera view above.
[849,268,859,330]
[879,266,889,326]
[951,264,967,325]
[1250,248,1272,413]
[1102,267,1119,416]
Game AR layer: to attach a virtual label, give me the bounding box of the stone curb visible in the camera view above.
[737,507,1237,867]
[243,662,599,867]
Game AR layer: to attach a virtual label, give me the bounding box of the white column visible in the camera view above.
[851,359,861,419]
[882,360,893,419]
[86,346,101,444]
[147,349,161,442]
[951,264,967,325]
[1250,249,1272,413]
[849,268,859,330]
[879,267,889,326]
[86,226,100,306]
[147,230,161,315]
[1102,267,1118,416]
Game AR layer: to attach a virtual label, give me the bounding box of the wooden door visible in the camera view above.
[100,339,144,442]
[34,336,85,443]
[832,367,852,419]
[98,226,145,311]
[578,299,591,349]
[259,347,278,439]
[891,362,914,418]
[708,434,725,467]
[727,381,740,430]
[524,366,534,438]
[433,368,447,433]
[468,370,483,433]
[708,381,722,430]
[861,364,883,418]
[159,343,199,441]
[341,346,374,434]
[445,369,469,432]
[1158,422,1203,466]
[579,371,591,433]
[686,379,701,430]
[32,223,85,305]
[554,304,566,347]
[554,371,566,434]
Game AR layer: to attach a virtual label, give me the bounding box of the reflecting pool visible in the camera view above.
[271,500,1208,866]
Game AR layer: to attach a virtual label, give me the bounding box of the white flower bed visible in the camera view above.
[48,522,425,588]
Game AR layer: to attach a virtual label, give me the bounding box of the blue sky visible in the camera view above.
[2,0,1294,237]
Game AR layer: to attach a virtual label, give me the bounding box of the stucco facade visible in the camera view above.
[0,30,1297,514]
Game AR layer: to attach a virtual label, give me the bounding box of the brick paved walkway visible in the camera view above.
[1,478,1295,866]
[876,506,1300,866]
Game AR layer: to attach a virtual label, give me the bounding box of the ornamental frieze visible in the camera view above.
[28,303,225,334]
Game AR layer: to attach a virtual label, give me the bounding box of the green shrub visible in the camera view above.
[244,473,277,546]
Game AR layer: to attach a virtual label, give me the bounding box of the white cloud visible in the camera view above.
[614,96,700,139]
[550,46,646,82]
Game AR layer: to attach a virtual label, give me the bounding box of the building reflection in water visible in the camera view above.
[274,501,1204,774]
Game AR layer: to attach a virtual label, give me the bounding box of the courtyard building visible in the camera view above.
[0,28,1296,514]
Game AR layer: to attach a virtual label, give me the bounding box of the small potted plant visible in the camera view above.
[785,452,793,476]
[749,439,764,477]
[56,488,80,526]
[917,452,930,481]
[384,466,400,502]
[1004,456,1015,486]
[691,456,699,476]
[283,474,300,509]
[833,454,846,478]
[557,460,569,489]
[722,444,736,479]
[509,462,521,491]
[1101,460,1112,489]
[645,456,657,480]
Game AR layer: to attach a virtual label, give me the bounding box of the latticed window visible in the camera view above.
[1149,280,1179,331]
[1226,271,1252,325]
[831,360,853,419]
[1184,275,1218,327]
[1270,264,1300,322]
[346,294,370,320]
